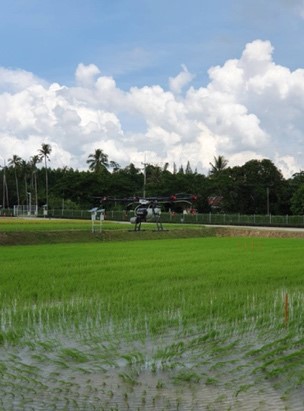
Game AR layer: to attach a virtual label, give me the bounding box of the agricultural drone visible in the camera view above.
[97,193,197,231]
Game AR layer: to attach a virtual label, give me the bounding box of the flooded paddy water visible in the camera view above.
[2,235,304,410]
[1,324,304,411]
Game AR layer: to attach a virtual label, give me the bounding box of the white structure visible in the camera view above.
[89,208,105,232]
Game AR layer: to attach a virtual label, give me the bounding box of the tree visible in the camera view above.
[30,155,41,209]
[38,143,52,207]
[178,165,184,174]
[0,161,9,208]
[185,161,193,175]
[237,159,285,214]
[163,162,169,172]
[87,149,109,173]
[207,156,230,211]
[20,160,32,206]
[8,154,22,205]
[109,160,120,172]
[209,155,228,176]
[290,184,304,214]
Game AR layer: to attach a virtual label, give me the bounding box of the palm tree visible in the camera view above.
[109,160,120,172]
[8,154,22,205]
[29,155,41,214]
[38,143,52,207]
[0,161,9,209]
[20,160,31,207]
[209,155,228,176]
[86,149,109,173]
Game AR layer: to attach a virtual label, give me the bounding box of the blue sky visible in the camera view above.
[1,0,304,177]
[2,0,303,88]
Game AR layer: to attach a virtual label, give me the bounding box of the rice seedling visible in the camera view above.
[119,370,139,386]
[156,379,165,389]
[1,233,304,409]
[122,351,145,366]
[172,369,201,384]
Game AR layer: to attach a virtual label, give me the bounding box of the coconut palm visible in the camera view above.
[209,155,228,176]
[0,161,9,208]
[38,143,52,207]
[86,149,109,173]
[8,154,22,205]
[20,160,31,206]
[29,155,41,214]
[109,160,120,172]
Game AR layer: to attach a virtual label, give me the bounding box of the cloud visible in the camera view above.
[1,39,304,177]
[0,67,46,92]
[169,64,194,94]
[75,63,100,87]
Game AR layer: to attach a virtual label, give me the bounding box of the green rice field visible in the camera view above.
[1,219,304,410]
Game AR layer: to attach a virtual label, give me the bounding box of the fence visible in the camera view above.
[13,205,38,217]
[0,207,91,219]
[1,208,304,228]
[103,211,304,228]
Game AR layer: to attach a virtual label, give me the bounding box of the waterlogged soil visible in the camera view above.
[1,328,304,410]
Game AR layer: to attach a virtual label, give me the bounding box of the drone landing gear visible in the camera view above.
[132,216,165,232]
[154,216,164,231]
[134,219,142,231]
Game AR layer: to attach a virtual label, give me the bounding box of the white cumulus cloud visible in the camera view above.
[169,64,195,94]
[75,63,101,87]
[1,39,304,177]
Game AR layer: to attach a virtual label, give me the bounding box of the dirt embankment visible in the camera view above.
[214,226,304,239]
[1,226,304,246]
[0,231,98,246]
[0,228,216,246]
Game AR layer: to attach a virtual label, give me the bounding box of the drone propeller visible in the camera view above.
[93,193,197,205]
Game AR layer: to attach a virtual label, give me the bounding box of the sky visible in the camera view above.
[1,0,304,178]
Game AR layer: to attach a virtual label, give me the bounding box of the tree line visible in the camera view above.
[1,146,304,215]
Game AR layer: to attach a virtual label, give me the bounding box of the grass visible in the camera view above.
[1,219,304,409]
[0,217,211,246]
[0,217,93,231]
[0,217,203,232]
